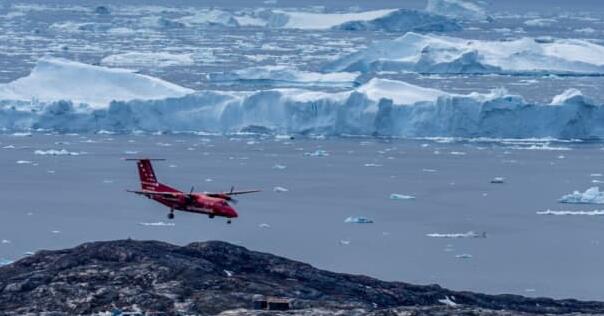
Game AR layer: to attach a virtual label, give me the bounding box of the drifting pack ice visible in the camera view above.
[324,32,604,76]
[1,57,604,139]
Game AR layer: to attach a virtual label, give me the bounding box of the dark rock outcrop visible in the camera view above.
[0,240,602,315]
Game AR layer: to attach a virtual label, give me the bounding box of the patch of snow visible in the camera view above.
[438,296,459,307]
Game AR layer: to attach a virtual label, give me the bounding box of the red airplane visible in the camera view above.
[127,159,259,223]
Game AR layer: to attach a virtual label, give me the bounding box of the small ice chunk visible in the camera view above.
[1,240,10,244]
[16,160,33,164]
[273,186,289,193]
[272,164,287,170]
[591,173,603,177]
[258,223,271,228]
[455,253,473,259]
[139,222,175,226]
[2,145,15,149]
[426,231,486,238]
[339,240,351,246]
[344,216,374,224]
[450,151,466,156]
[304,149,329,157]
[51,230,61,234]
[364,163,383,167]
[123,150,139,155]
[438,296,459,307]
[224,270,234,277]
[390,193,415,200]
[559,187,604,204]
[422,168,437,172]
[490,177,505,184]
[537,209,604,216]
[34,149,80,156]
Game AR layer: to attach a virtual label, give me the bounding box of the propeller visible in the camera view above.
[184,186,195,205]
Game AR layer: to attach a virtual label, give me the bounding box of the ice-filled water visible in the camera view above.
[0,134,603,300]
[1,0,604,303]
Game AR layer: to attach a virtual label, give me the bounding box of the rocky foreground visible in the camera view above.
[0,240,602,315]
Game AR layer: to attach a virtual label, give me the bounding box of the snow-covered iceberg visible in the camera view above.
[323,32,604,76]
[174,8,460,33]
[0,57,193,108]
[559,187,604,204]
[3,58,604,139]
[208,66,360,88]
[426,0,492,22]
[333,9,461,33]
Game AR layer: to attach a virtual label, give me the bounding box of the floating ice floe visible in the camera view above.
[16,160,33,164]
[537,209,604,216]
[272,164,287,170]
[490,177,505,184]
[455,253,473,259]
[139,222,175,227]
[324,32,604,76]
[101,52,195,68]
[4,58,604,139]
[339,240,351,246]
[34,149,80,156]
[426,0,491,22]
[559,187,604,204]
[305,150,329,157]
[1,240,10,244]
[390,193,415,200]
[345,216,374,224]
[209,66,360,88]
[258,223,271,228]
[427,231,486,238]
[273,186,289,193]
[364,163,382,167]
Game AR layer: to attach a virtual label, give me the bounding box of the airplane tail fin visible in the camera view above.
[126,158,179,193]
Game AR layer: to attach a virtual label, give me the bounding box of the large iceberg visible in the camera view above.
[2,58,604,139]
[323,32,604,76]
[426,0,492,22]
[0,57,193,108]
[208,66,360,88]
[174,8,460,33]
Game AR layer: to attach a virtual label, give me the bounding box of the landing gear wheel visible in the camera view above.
[227,219,232,224]
[167,210,175,220]
[209,214,215,219]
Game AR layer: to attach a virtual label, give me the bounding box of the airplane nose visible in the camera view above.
[228,207,238,218]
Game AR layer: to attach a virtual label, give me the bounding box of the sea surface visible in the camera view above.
[0,133,602,300]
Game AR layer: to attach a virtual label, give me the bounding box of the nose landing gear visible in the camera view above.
[167,208,174,220]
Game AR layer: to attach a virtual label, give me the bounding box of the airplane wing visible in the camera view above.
[127,190,181,198]
[225,189,261,196]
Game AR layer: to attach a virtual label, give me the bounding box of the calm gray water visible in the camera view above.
[0,133,602,300]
